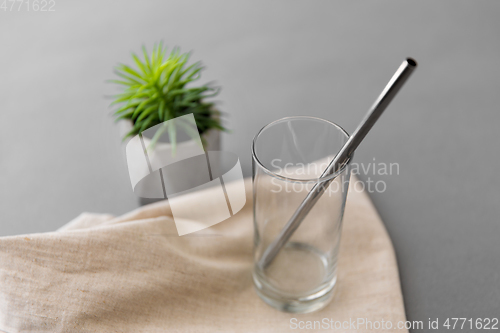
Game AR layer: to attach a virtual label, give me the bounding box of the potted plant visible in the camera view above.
[110,43,226,204]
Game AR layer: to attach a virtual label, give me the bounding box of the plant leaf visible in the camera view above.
[132,53,148,77]
[136,105,158,122]
[158,100,165,121]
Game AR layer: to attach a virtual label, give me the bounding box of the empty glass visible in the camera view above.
[252,116,352,313]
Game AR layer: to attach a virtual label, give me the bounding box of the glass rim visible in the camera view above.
[252,116,352,183]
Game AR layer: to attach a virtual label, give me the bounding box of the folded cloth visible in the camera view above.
[0,178,407,332]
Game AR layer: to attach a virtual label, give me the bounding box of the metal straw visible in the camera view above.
[258,58,418,269]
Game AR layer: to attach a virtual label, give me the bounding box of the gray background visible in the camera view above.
[1,0,499,330]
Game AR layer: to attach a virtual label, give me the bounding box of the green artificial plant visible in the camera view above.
[110,42,225,150]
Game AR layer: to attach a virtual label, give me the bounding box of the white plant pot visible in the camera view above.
[118,119,221,205]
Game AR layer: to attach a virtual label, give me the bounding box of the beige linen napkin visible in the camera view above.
[0,178,407,332]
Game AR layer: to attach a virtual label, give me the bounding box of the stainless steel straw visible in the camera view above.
[258,58,418,269]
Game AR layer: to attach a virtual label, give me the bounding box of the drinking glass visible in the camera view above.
[252,116,352,313]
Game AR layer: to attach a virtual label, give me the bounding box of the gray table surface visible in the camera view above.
[1,1,499,331]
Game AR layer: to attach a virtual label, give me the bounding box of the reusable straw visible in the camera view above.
[258,58,418,269]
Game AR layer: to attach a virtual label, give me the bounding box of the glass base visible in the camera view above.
[253,242,337,313]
